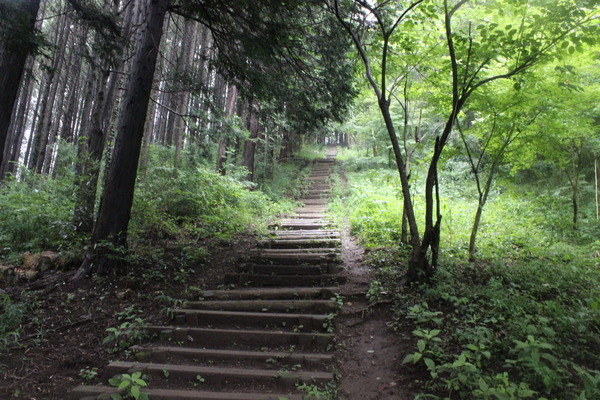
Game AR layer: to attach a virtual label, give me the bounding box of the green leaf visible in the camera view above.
[118,380,130,391]
[424,358,436,371]
[108,378,121,387]
[110,394,122,400]
[478,377,489,391]
[131,385,140,399]
[402,353,414,364]
[413,352,422,363]
[417,339,426,353]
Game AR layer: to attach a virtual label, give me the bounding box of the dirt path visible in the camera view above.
[333,160,417,400]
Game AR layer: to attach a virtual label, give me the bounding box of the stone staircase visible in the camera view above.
[71,150,344,399]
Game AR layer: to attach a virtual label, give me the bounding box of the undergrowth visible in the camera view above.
[0,145,304,266]
[333,148,600,399]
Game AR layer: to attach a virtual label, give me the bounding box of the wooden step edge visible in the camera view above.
[173,309,330,318]
[146,325,335,340]
[107,361,334,382]
[70,386,304,400]
[146,326,335,350]
[130,345,334,364]
[224,273,347,287]
[195,287,340,300]
[182,299,339,311]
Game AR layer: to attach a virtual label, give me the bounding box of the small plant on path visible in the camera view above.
[108,372,149,400]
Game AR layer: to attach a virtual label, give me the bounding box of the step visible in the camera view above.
[278,218,330,225]
[268,230,340,238]
[131,346,333,368]
[106,361,334,388]
[252,248,339,254]
[224,273,346,287]
[300,199,328,206]
[240,264,326,275]
[183,299,339,313]
[71,386,304,400]
[172,309,329,331]
[195,287,339,301]
[294,206,327,213]
[240,263,342,275]
[149,326,334,350]
[274,223,329,230]
[282,214,327,219]
[271,224,329,231]
[251,253,340,265]
[304,189,330,194]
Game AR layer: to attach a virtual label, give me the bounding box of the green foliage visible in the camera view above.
[338,152,600,399]
[108,372,149,400]
[0,171,80,262]
[102,306,147,354]
[296,382,338,400]
[0,294,26,354]
[131,146,291,242]
[79,367,99,382]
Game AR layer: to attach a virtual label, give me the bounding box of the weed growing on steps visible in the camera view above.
[296,382,338,400]
[107,371,149,400]
[102,306,148,355]
[78,367,99,382]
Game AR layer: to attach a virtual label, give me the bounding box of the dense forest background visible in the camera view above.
[0,0,599,399]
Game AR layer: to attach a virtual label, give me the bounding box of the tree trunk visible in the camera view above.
[73,0,135,234]
[0,0,41,169]
[217,85,237,174]
[35,11,69,174]
[173,18,197,165]
[73,0,169,280]
[0,57,34,179]
[242,103,260,182]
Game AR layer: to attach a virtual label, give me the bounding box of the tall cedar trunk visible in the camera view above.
[52,26,88,176]
[43,42,73,174]
[0,58,33,179]
[73,69,110,234]
[73,0,169,280]
[35,11,69,174]
[29,11,68,171]
[23,78,44,168]
[265,132,274,180]
[2,69,34,178]
[242,104,260,182]
[174,19,197,164]
[217,85,237,174]
[0,0,41,170]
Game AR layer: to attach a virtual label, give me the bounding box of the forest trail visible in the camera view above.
[71,147,347,399]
